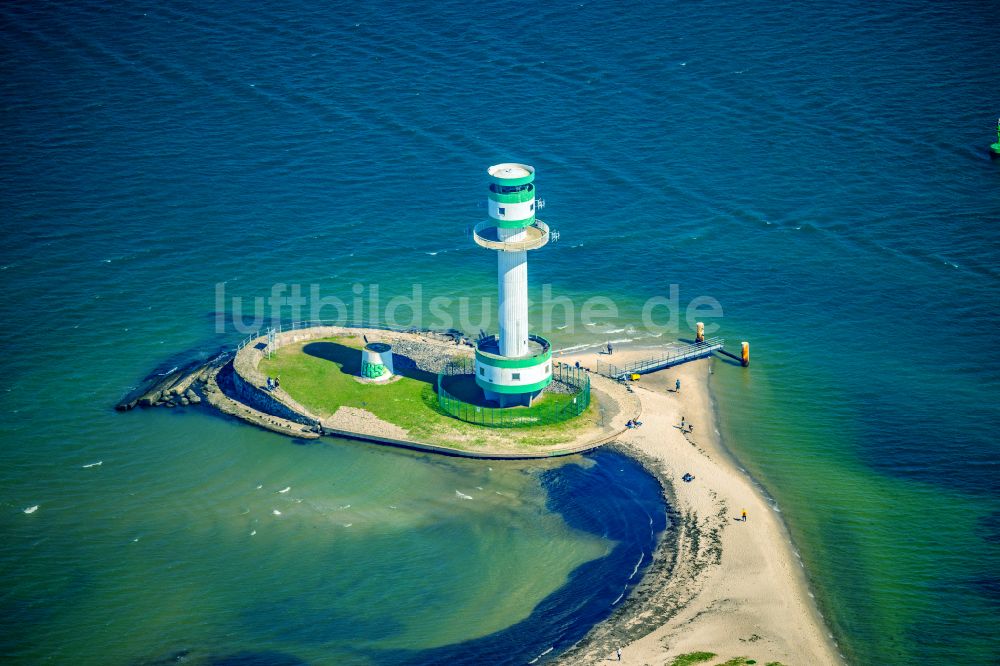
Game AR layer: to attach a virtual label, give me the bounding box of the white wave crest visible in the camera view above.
[628,552,644,580]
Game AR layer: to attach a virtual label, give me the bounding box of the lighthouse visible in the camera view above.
[472,163,552,407]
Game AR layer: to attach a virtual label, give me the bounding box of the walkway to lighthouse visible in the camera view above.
[595,338,725,380]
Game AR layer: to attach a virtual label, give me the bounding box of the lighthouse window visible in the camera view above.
[530,203,534,211]
[491,184,532,194]
[498,207,506,215]
[512,372,521,381]
[479,367,485,376]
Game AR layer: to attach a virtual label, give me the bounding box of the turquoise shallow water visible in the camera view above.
[2,0,999,664]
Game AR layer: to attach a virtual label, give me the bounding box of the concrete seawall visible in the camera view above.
[120,324,639,459]
[227,324,639,458]
[318,421,627,460]
[231,338,319,427]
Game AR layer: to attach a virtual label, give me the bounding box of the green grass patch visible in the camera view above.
[259,336,597,450]
[260,336,439,432]
[669,652,716,666]
[667,655,773,666]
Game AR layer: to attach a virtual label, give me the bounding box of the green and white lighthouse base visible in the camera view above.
[474,334,552,407]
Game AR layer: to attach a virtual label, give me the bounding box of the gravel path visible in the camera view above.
[323,406,409,440]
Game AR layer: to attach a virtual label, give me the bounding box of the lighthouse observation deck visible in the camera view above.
[473,219,550,252]
[488,163,534,183]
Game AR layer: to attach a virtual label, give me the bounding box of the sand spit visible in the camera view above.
[554,351,843,666]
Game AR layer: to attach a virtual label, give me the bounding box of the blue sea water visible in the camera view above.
[1,0,998,664]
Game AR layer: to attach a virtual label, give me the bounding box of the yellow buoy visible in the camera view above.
[741,341,750,367]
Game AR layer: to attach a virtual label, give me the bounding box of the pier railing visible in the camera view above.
[596,337,725,379]
[437,360,590,428]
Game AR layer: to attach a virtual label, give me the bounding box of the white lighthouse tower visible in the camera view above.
[472,163,552,407]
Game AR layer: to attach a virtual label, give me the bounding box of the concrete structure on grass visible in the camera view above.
[361,342,394,381]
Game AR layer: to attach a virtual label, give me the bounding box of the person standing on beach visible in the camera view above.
[607,342,613,355]
[675,378,681,392]
[616,646,622,661]
[741,509,747,522]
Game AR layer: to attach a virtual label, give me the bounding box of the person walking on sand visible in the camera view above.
[681,415,685,428]
[675,378,681,392]
[616,646,622,661]
[607,341,613,356]
[741,509,747,522]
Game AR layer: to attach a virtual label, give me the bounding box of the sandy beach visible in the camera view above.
[555,346,844,666]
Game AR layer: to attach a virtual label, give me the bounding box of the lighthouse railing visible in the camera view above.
[436,361,590,429]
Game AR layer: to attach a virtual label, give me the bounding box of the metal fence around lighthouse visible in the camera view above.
[436,361,591,428]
